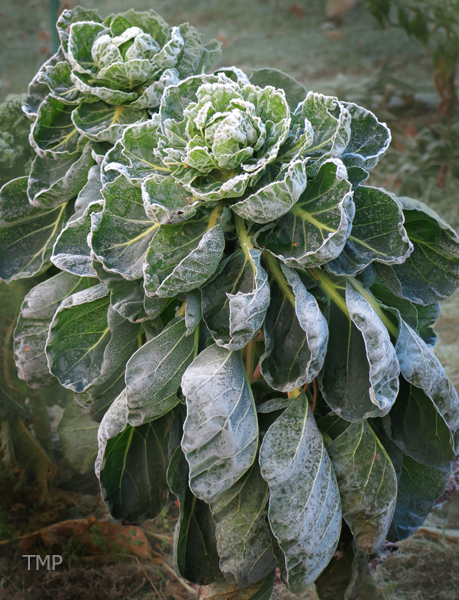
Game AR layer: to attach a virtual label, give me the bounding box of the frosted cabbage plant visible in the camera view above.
[1,8,459,600]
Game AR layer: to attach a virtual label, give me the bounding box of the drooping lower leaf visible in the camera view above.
[254,160,354,268]
[167,446,221,585]
[202,247,270,351]
[96,390,173,522]
[14,272,92,388]
[57,397,99,475]
[319,281,399,422]
[210,461,276,588]
[74,365,126,422]
[327,421,397,554]
[0,177,69,282]
[143,205,229,298]
[126,318,198,426]
[46,283,140,392]
[91,175,159,280]
[259,392,341,595]
[261,263,328,392]
[181,344,258,503]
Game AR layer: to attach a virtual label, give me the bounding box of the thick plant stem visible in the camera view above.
[309,268,349,317]
[245,337,256,384]
[177,302,187,317]
[263,252,295,307]
[235,214,255,263]
[349,278,399,339]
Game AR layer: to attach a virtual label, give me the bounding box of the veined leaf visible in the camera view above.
[261,264,328,392]
[167,447,221,585]
[327,421,397,554]
[198,571,275,600]
[30,96,83,159]
[36,60,80,104]
[340,102,391,172]
[0,177,69,282]
[57,7,102,54]
[28,143,95,209]
[254,160,354,268]
[143,206,228,298]
[71,71,139,106]
[109,277,149,323]
[210,461,276,588]
[126,318,198,426]
[249,68,306,112]
[319,282,400,422]
[57,398,99,475]
[96,390,173,522]
[74,365,126,422]
[91,175,159,280]
[52,201,104,277]
[377,197,459,305]
[74,164,103,217]
[46,283,140,392]
[202,247,270,351]
[259,392,341,594]
[14,272,92,388]
[142,174,199,224]
[181,344,258,503]
[72,101,148,144]
[326,186,412,276]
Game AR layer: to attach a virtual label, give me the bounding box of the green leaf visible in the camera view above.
[231,159,307,224]
[91,175,159,280]
[178,23,221,78]
[326,186,412,276]
[254,160,354,267]
[210,461,276,588]
[14,272,92,388]
[109,277,149,323]
[181,344,258,503]
[261,264,328,392]
[57,7,102,54]
[67,20,109,74]
[126,318,198,426]
[249,68,306,111]
[376,197,459,305]
[0,177,69,282]
[340,102,391,171]
[319,282,400,422]
[202,248,270,351]
[167,446,221,585]
[74,366,126,422]
[72,101,148,144]
[185,289,202,334]
[52,201,104,277]
[142,174,199,224]
[327,421,397,554]
[259,392,341,594]
[30,96,82,159]
[96,390,173,522]
[36,60,80,104]
[74,164,103,217]
[46,283,140,392]
[70,71,139,106]
[198,571,275,600]
[57,397,99,475]
[28,144,95,209]
[144,206,229,298]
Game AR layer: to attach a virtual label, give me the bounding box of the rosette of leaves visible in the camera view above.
[1,62,459,600]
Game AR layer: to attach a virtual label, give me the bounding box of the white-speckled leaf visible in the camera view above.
[74,164,103,217]
[126,317,198,426]
[72,101,148,144]
[261,264,328,392]
[259,392,341,595]
[185,289,202,335]
[181,344,258,503]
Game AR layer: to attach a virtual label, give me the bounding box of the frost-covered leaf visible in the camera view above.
[126,318,198,426]
[37,60,80,104]
[52,201,104,277]
[326,186,412,276]
[231,159,307,224]
[46,283,140,392]
[254,160,354,267]
[210,461,276,588]
[327,421,397,554]
[0,177,69,282]
[202,247,270,351]
[377,197,459,305]
[57,7,102,54]
[74,164,103,217]
[259,392,341,594]
[142,174,200,224]
[14,272,92,389]
[57,398,99,475]
[185,289,201,334]
[74,366,126,422]
[91,175,159,280]
[144,206,228,297]
[319,282,399,421]
[28,143,95,209]
[108,277,149,323]
[181,344,258,503]
[72,101,148,144]
[167,447,221,585]
[96,390,173,522]
[249,68,306,111]
[340,102,391,172]
[30,96,83,159]
[198,571,275,600]
[261,264,328,392]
